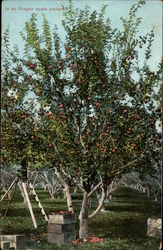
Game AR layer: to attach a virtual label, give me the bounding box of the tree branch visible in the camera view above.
[88,186,105,221]
[110,158,138,176]
[88,181,102,198]
[59,167,85,193]
[54,167,74,212]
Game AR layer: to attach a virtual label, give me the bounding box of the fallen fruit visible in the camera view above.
[72,236,104,245]
[49,210,73,215]
[73,63,77,69]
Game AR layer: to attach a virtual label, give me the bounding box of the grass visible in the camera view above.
[0,185,161,249]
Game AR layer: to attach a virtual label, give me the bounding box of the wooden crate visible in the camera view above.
[48,213,76,244]
[0,234,25,250]
[0,241,10,250]
[48,223,76,234]
[48,213,76,224]
[147,218,162,239]
[48,232,76,244]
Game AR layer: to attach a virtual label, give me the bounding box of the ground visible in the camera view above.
[0,185,161,249]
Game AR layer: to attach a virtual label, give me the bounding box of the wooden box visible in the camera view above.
[48,213,76,224]
[48,232,76,244]
[0,234,25,250]
[147,218,162,239]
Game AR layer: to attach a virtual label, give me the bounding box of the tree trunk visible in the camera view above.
[79,187,105,240]
[88,187,105,220]
[106,181,114,200]
[74,186,78,193]
[54,168,74,212]
[79,192,89,241]
[64,186,73,212]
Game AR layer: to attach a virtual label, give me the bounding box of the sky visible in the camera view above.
[2,0,162,71]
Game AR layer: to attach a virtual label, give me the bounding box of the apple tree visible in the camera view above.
[2,0,162,240]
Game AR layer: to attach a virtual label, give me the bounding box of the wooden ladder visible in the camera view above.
[29,182,48,222]
[22,182,37,228]
[0,177,18,203]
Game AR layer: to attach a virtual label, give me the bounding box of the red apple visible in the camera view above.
[76,171,79,176]
[29,64,35,69]
[73,63,77,69]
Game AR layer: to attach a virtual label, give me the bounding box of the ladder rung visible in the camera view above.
[29,182,48,222]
